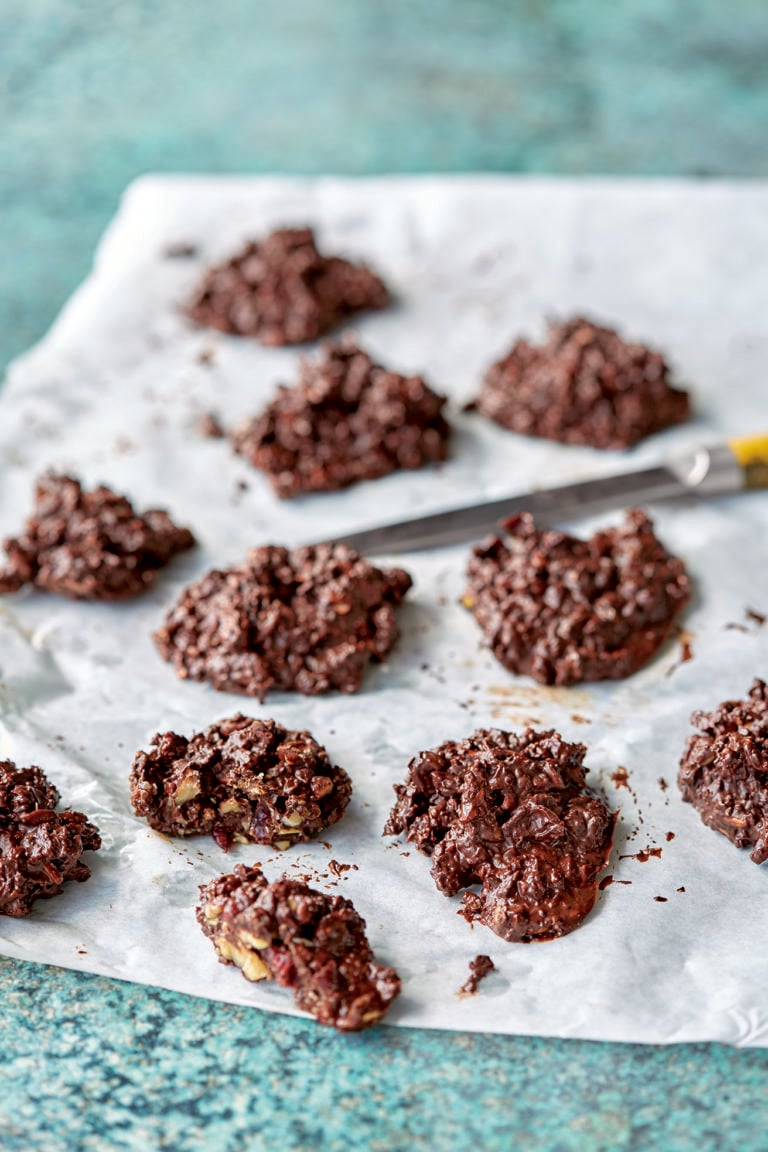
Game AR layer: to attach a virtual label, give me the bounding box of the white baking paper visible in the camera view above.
[0,176,767,1044]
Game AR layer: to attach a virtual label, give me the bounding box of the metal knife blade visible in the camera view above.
[318,442,746,554]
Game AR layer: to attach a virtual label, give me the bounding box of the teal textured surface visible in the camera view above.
[3,4,768,1149]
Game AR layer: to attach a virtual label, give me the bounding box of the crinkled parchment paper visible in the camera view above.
[0,177,767,1043]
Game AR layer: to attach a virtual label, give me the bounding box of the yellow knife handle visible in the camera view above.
[728,433,768,490]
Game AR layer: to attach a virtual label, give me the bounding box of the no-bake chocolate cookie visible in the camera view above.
[232,338,451,498]
[465,509,690,685]
[130,714,351,851]
[471,317,689,449]
[385,727,615,942]
[678,679,768,864]
[154,543,412,699]
[0,474,195,601]
[197,864,400,1031]
[188,227,389,345]
[0,761,101,916]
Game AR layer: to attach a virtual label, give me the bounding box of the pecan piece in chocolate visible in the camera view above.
[130,714,351,851]
[385,727,616,942]
[678,679,768,864]
[188,227,389,346]
[465,508,690,685]
[197,865,400,1031]
[0,474,195,601]
[0,761,101,916]
[154,543,412,699]
[471,316,689,449]
[232,338,450,498]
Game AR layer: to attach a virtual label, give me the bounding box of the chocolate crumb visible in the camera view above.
[197,412,225,439]
[665,831,676,842]
[619,846,663,862]
[327,860,352,878]
[653,896,668,903]
[611,767,630,790]
[658,777,668,792]
[677,886,686,893]
[164,241,198,259]
[747,608,766,627]
[598,875,614,890]
[666,631,694,678]
[198,347,216,366]
[459,955,496,996]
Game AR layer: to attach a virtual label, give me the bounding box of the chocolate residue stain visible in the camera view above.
[654,896,668,903]
[320,841,332,850]
[614,880,633,886]
[619,846,663,862]
[611,767,630,790]
[747,607,766,627]
[400,851,410,858]
[571,713,591,725]
[725,622,749,633]
[458,954,496,997]
[666,629,694,678]
[666,831,675,842]
[488,684,592,711]
[198,347,216,366]
[599,875,614,890]
[677,886,686,893]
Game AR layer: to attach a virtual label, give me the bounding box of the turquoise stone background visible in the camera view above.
[2,3,768,1148]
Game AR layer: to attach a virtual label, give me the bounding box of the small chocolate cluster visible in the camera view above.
[154,543,412,699]
[0,761,101,916]
[385,727,615,942]
[679,679,768,864]
[232,338,450,498]
[130,715,351,851]
[197,865,400,1031]
[471,316,689,449]
[188,227,389,345]
[0,474,195,601]
[465,509,690,685]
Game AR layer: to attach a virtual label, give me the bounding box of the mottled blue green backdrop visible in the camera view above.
[2,3,768,1149]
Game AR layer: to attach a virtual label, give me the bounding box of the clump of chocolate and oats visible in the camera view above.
[188,227,389,345]
[465,508,690,685]
[0,761,101,916]
[232,338,451,498]
[0,474,195,601]
[459,954,496,995]
[154,543,412,700]
[197,865,400,1031]
[385,727,616,943]
[471,316,689,449]
[678,679,768,864]
[130,714,351,851]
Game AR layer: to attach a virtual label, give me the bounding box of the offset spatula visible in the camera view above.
[320,434,768,554]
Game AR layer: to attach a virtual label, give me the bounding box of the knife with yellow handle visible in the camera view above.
[322,434,768,554]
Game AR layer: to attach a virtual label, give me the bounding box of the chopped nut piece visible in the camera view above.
[130,715,351,850]
[197,865,400,1031]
